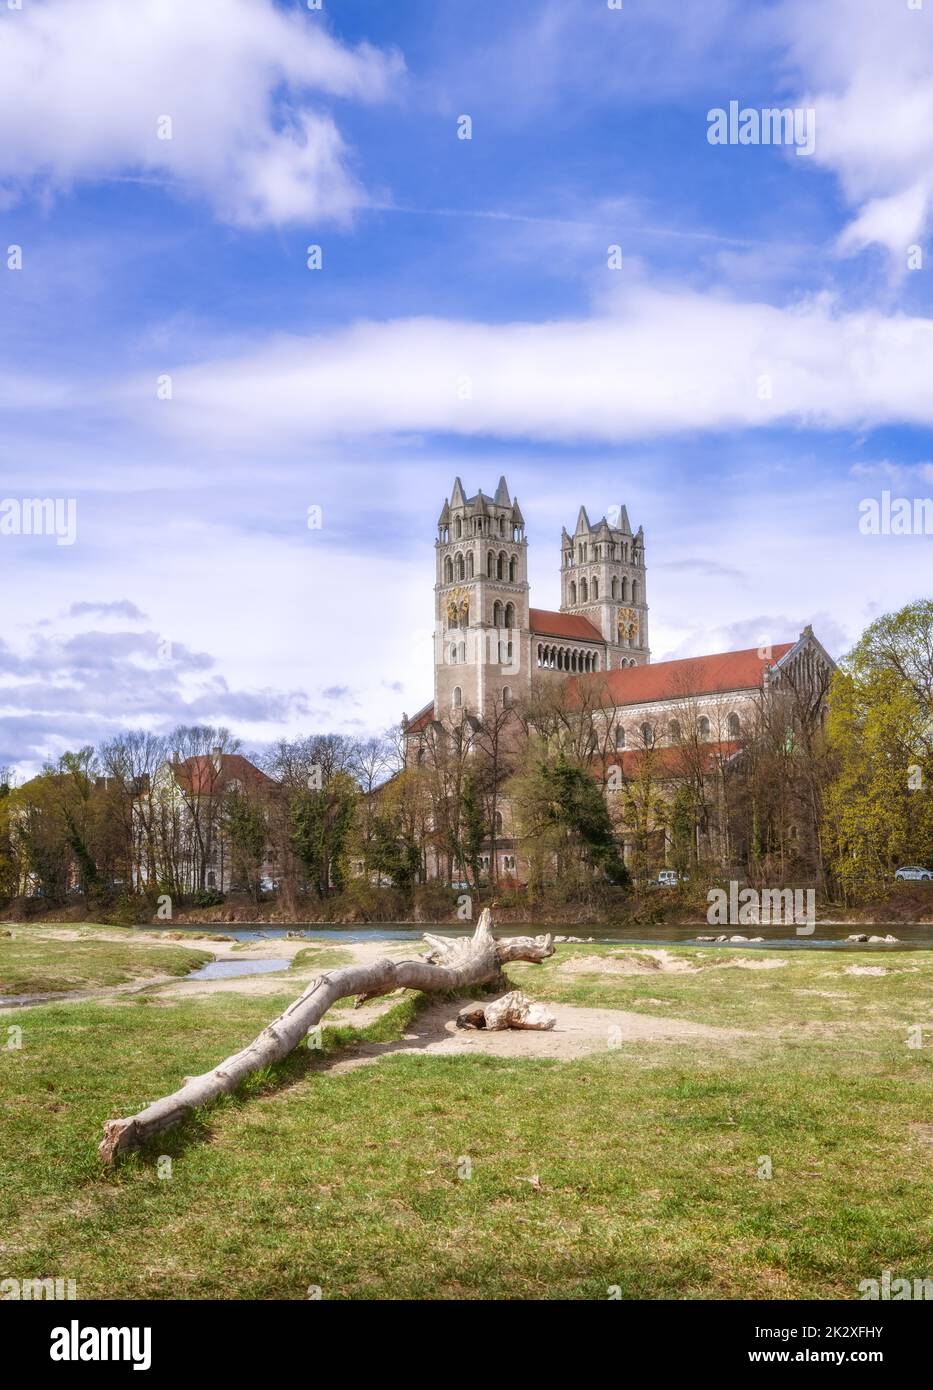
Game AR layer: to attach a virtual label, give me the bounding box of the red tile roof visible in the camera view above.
[404,702,435,733]
[571,643,795,707]
[529,607,603,642]
[173,753,276,796]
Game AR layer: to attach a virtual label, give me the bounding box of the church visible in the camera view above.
[402,476,835,879]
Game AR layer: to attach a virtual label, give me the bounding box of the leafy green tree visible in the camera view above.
[825,601,933,892]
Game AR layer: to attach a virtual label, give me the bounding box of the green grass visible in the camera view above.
[0,939,931,1298]
[0,934,212,996]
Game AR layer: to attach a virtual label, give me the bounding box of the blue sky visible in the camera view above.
[1,0,931,776]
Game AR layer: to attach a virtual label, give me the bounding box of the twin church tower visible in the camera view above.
[433,476,650,720]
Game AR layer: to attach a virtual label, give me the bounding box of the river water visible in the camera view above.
[158,921,933,952]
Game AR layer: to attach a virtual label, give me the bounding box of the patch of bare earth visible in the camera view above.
[317,997,744,1074]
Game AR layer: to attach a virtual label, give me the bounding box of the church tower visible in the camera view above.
[434,476,531,720]
[559,505,650,668]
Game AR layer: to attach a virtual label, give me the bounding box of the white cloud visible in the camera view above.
[114,284,933,446]
[781,0,933,263]
[0,0,402,226]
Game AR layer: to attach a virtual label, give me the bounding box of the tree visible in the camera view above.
[223,788,268,900]
[824,601,933,894]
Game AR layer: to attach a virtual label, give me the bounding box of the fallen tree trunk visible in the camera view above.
[457,989,556,1031]
[99,910,552,1164]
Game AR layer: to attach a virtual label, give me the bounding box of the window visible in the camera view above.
[640,722,654,747]
[621,577,629,601]
[467,551,474,578]
[504,602,515,628]
[452,686,462,710]
[580,578,588,602]
[456,518,462,538]
[632,580,640,604]
[592,578,599,600]
[443,556,453,583]
[494,811,504,832]
[503,686,512,708]
[456,553,465,580]
[668,719,681,743]
[727,712,741,739]
[487,551,495,578]
[611,577,618,598]
[569,581,577,605]
[697,715,711,740]
[509,555,517,580]
[615,725,626,749]
[449,643,458,664]
[493,600,503,626]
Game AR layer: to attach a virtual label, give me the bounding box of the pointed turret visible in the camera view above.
[438,499,450,527]
[617,505,632,535]
[450,477,467,509]
[495,475,511,507]
[512,497,525,528]
[574,506,591,536]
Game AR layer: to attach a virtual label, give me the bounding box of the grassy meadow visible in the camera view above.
[0,927,931,1299]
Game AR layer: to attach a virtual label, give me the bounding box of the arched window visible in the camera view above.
[504,602,515,629]
[580,578,588,603]
[458,641,466,661]
[621,577,629,601]
[452,686,462,709]
[509,555,517,580]
[536,645,543,667]
[593,653,599,671]
[592,578,599,600]
[632,580,640,604]
[494,810,503,832]
[456,518,462,538]
[497,551,507,579]
[611,577,618,598]
[449,643,459,664]
[444,556,453,583]
[487,551,495,578]
[503,687,512,708]
[697,715,711,740]
[669,719,681,743]
[641,722,654,747]
[615,725,626,749]
[467,551,474,578]
[499,517,505,535]
[493,600,503,627]
[569,581,577,605]
[728,712,741,739]
[456,553,465,580]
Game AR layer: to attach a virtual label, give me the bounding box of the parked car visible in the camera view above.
[894,865,933,881]
[259,876,280,893]
[657,869,688,887]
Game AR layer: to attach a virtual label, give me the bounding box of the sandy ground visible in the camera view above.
[315,996,744,1073]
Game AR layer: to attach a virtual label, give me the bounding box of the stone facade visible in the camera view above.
[404,476,836,883]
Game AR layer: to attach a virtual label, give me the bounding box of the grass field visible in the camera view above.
[0,929,213,996]
[0,932,931,1299]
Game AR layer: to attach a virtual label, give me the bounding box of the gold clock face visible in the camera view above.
[446,586,470,624]
[617,606,638,643]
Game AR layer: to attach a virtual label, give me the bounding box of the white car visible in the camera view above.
[894,865,933,882]
[657,869,688,887]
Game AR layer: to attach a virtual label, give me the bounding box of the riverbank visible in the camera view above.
[5,876,932,933]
